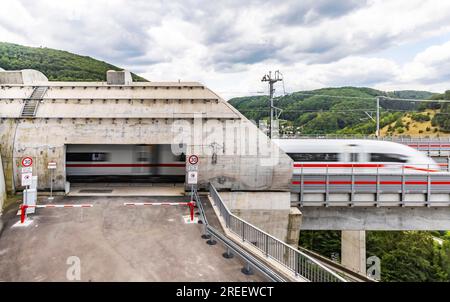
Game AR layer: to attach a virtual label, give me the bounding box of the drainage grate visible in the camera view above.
[78,189,113,193]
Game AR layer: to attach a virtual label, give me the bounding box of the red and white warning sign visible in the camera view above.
[188,155,199,165]
[21,157,33,167]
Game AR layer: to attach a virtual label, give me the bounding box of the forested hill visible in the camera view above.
[0,42,147,82]
[229,87,436,135]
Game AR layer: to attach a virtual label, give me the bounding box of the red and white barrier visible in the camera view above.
[124,202,188,206]
[124,201,196,221]
[20,204,93,224]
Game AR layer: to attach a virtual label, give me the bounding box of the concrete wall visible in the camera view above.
[0,154,6,213]
[107,70,132,85]
[0,69,48,85]
[300,207,450,230]
[219,191,291,240]
[0,117,291,193]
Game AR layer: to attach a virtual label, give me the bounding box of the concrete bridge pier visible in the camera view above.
[341,230,366,275]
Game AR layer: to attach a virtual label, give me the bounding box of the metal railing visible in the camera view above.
[291,163,450,206]
[208,183,347,282]
[192,190,287,282]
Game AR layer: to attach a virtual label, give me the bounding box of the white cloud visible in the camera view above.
[1,0,450,96]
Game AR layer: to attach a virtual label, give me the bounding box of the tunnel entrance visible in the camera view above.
[65,144,186,184]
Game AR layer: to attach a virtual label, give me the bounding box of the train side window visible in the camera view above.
[349,153,359,162]
[369,153,408,163]
[287,153,338,162]
[66,152,109,162]
[92,153,108,161]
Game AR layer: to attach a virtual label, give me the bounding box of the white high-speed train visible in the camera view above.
[273,139,440,174]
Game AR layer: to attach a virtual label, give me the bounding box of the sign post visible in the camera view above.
[47,161,57,200]
[20,157,33,217]
[187,155,199,205]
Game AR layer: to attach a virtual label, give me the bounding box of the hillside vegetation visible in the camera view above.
[228,87,450,137]
[0,42,147,82]
[300,230,450,282]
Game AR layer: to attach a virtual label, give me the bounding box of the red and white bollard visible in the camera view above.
[187,201,195,222]
[20,204,28,224]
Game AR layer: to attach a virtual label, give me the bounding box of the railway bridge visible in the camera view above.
[280,135,450,276]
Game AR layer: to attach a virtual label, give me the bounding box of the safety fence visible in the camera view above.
[209,183,346,282]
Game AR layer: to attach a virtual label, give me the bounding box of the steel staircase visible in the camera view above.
[21,86,47,118]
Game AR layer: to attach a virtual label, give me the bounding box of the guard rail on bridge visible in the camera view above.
[291,164,450,207]
[208,184,347,282]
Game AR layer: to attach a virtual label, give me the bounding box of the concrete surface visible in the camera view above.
[341,230,366,276]
[0,195,265,282]
[68,183,185,197]
[300,206,450,230]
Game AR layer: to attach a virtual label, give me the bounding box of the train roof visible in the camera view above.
[272,139,423,155]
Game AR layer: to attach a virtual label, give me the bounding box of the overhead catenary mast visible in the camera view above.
[261,70,283,138]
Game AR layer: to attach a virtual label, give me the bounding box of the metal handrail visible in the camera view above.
[208,183,347,282]
[206,225,287,282]
[193,190,288,282]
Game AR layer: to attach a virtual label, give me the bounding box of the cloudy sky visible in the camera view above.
[1,0,450,98]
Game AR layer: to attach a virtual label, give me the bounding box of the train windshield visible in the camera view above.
[287,153,339,162]
[369,153,408,163]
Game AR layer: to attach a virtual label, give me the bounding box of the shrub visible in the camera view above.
[411,113,431,122]
[394,119,404,129]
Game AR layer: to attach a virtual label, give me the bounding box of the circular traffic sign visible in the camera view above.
[188,155,199,165]
[21,157,33,167]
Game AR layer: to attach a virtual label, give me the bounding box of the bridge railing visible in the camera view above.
[291,163,450,206]
[209,183,347,282]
